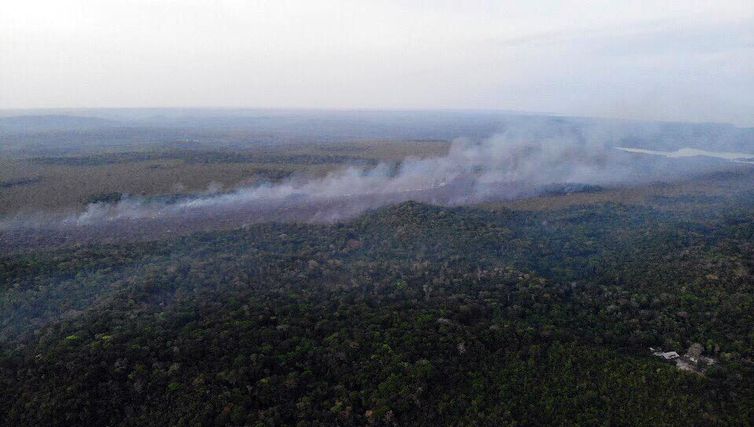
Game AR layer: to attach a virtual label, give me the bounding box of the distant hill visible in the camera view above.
[1,110,752,153]
[0,115,119,132]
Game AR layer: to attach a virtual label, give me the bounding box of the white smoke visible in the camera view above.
[1,125,748,230]
[64,133,620,224]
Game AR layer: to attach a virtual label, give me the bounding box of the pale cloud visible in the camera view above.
[1,0,752,124]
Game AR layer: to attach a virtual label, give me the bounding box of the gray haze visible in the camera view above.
[1,113,752,255]
[3,120,751,231]
[2,1,754,125]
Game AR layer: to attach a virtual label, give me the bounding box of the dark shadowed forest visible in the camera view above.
[2,172,753,425]
[1,111,754,425]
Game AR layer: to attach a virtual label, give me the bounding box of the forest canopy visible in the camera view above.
[2,187,753,425]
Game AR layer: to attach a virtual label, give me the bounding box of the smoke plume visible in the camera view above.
[1,123,751,236]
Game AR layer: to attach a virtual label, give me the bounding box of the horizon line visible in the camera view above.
[0,106,747,128]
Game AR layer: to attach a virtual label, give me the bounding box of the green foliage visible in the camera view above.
[1,197,753,425]
[85,192,123,204]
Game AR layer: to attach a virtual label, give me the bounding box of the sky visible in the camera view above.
[1,0,753,125]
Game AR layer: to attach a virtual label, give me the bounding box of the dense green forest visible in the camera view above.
[2,192,754,425]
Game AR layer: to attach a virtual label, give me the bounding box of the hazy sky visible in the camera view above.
[2,1,753,125]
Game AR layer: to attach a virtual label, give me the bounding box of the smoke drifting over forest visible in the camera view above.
[3,122,751,233]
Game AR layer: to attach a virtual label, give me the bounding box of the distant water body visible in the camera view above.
[616,147,754,164]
